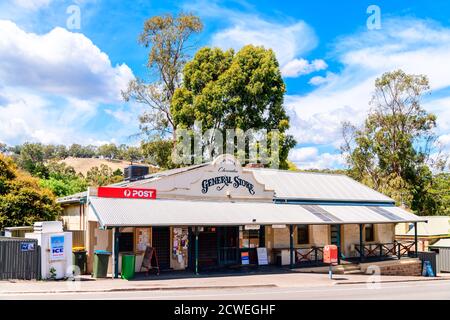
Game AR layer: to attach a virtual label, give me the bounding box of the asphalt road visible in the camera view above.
[0,280,450,300]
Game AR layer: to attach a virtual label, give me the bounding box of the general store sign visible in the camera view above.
[98,187,157,199]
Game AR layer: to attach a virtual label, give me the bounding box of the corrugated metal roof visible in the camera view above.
[247,168,395,203]
[88,197,424,228]
[397,216,450,237]
[430,239,450,248]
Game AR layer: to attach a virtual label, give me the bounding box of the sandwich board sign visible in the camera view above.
[256,247,268,265]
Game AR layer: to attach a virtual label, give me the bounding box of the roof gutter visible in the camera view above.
[273,199,395,206]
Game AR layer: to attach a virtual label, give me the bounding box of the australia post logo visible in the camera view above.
[98,187,157,199]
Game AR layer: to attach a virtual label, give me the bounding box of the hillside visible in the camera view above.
[59,157,143,176]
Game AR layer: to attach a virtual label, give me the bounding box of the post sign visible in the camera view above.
[98,187,156,199]
[323,245,338,265]
[49,235,65,260]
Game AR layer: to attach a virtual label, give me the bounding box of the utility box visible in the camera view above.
[25,221,73,280]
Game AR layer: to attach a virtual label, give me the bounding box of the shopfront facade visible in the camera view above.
[58,154,425,276]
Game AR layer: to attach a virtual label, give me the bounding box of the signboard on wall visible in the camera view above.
[98,187,157,199]
[49,235,65,260]
[20,242,35,252]
[241,252,250,265]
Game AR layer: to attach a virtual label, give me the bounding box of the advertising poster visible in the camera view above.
[49,235,65,260]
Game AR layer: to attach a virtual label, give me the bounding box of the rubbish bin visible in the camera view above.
[93,250,111,278]
[72,249,87,275]
[121,254,136,280]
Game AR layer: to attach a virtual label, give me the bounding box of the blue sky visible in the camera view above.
[0,0,449,169]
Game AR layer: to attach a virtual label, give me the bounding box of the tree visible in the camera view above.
[39,161,88,197]
[16,142,48,178]
[171,45,296,169]
[122,12,203,140]
[0,154,61,229]
[141,139,174,168]
[86,164,123,186]
[98,143,119,160]
[342,70,447,214]
[0,142,7,154]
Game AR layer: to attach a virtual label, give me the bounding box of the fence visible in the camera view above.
[0,237,40,280]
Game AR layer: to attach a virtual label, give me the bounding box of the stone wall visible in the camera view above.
[360,258,422,276]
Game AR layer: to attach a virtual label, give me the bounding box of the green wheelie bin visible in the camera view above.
[93,250,111,278]
[121,254,136,280]
[72,250,87,275]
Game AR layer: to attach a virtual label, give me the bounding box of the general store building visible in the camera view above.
[58,154,425,277]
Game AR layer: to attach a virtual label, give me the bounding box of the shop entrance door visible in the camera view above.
[198,227,218,270]
[218,226,239,266]
[152,227,170,270]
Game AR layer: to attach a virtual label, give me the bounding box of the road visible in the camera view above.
[0,280,450,300]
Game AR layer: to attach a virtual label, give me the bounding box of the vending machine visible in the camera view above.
[25,221,73,280]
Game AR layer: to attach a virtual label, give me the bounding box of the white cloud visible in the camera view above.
[288,147,345,170]
[281,59,327,78]
[0,20,137,146]
[309,72,338,86]
[0,20,134,103]
[189,1,326,79]
[13,0,52,10]
[286,18,450,152]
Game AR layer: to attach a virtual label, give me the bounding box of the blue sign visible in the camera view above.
[20,242,35,252]
[49,235,65,260]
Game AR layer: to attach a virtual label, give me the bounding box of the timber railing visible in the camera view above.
[295,246,324,266]
[354,241,416,259]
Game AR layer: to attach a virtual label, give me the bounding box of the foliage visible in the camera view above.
[342,70,448,215]
[141,139,174,169]
[171,45,296,169]
[39,161,88,197]
[122,12,203,140]
[15,142,49,178]
[0,154,61,229]
[429,173,450,215]
[85,164,123,187]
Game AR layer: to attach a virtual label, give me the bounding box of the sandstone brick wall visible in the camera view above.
[361,259,422,276]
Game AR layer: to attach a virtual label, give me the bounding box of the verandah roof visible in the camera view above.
[88,197,426,228]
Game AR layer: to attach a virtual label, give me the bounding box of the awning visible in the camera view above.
[88,197,426,228]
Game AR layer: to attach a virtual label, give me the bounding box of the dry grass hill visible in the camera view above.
[59,157,140,176]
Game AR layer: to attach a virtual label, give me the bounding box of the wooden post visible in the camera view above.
[113,227,120,279]
[337,224,341,265]
[289,225,294,269]
[195,227,199,275]
[414,222,418,257]
[359,224,364,262]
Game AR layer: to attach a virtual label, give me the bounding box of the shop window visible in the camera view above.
[240,229,260,248]
[297,225,309,245]
[365,224,375,242]
[118,232,134,252]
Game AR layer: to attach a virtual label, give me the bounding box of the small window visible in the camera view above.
[365,224,375,242]
[118,232,134,252]
[297,225,309,245]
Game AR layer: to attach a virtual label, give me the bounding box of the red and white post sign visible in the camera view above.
[323,245,338,265]
[97,187,157,199]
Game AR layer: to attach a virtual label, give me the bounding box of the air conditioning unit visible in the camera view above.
[124,165,149,181]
